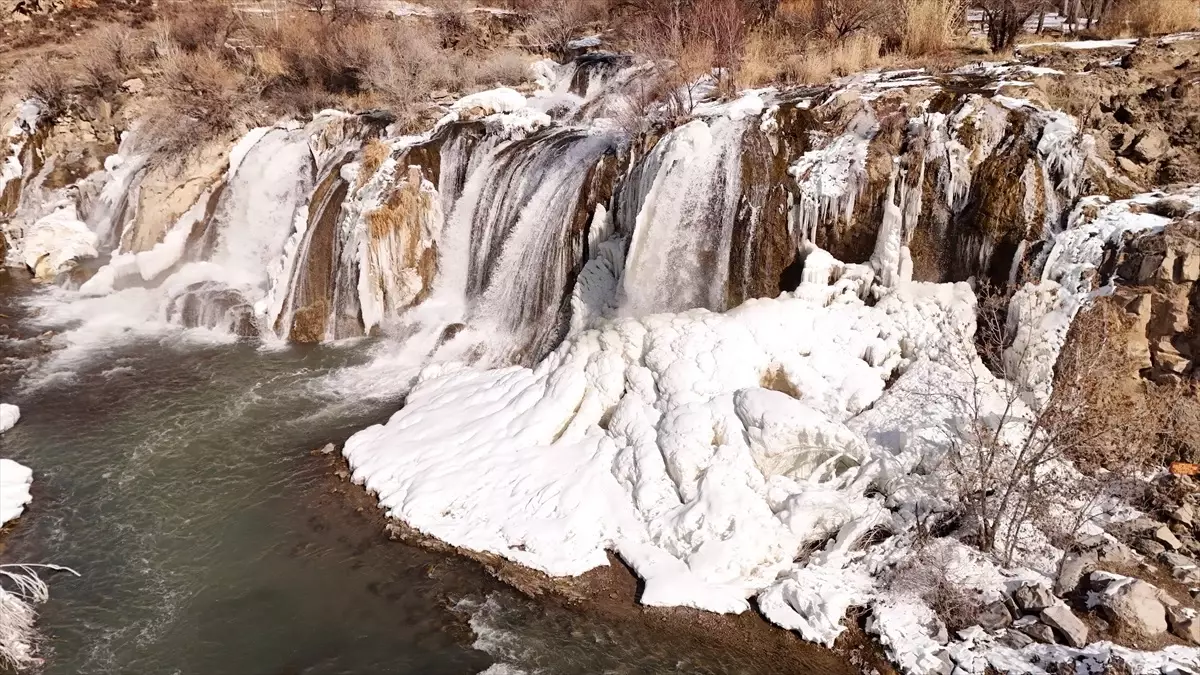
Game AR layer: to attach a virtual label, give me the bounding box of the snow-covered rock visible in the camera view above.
[344,280,973,619]
[0,458,32,526]
[21,204,99,279]
[0,404,17,434]
[1088,572,1170,636]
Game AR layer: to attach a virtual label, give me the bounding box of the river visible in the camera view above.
[0,269,851,675]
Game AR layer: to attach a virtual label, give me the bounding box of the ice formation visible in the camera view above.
[20,204,99,279]
[346,279,943,611]
[0,406,31,528]
[0,405,18,435]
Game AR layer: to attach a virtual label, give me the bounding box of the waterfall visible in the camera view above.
[4,55,1135,371]
[619,98,761,317]
[437,128,619,362]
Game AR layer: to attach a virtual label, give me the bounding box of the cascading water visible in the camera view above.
[3,56,1128,372]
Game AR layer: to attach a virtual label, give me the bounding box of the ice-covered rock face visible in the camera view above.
[343,275,983,620]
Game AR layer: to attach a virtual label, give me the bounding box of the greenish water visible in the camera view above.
[0,274,848,675]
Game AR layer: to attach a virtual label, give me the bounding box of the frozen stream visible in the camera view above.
[0,272,848,675]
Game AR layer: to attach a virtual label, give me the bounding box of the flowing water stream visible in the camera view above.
[0,272,848,675]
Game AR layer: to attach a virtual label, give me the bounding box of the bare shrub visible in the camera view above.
[77,24,143,98]
[0,564,78,673]
[14,57,70,121]
[469,49,532,88]
[160,47,255,132]
[164,0,236,52]
[815,0,888,37]
[975,0,1047,51]
[926,290,1156,565]
[524,0,601,57]
[889,544,982,631]
[902,0,964,55]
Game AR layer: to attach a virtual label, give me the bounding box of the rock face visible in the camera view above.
[1167,605,1200,644]
[1089,573,1169,637]
[1105,216,1200,383]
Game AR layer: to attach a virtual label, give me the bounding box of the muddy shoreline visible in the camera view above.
[322,448,874,674]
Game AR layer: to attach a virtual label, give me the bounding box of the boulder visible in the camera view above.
[1130,128,1170,163]
[1161,551,1200,573]
[1041,605,1089,648]
[1167,605,1200,644]
[999,629,1035,650]
[1176,499,1195,526]
[1019,621,1057,644]
[1014,583,1056,612]
[1117,156,1140,174]
[1090,573,1169,636]
[1136,537,1168,557]
[1155,525,1184,551]
[978,600,1014,631]
[120,78,145,94]
[1055,551,1097,597]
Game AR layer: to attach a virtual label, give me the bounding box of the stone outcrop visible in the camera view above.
[1088,572,1170,637]
[1104,214,1200,382]
[1041,605,1089,648]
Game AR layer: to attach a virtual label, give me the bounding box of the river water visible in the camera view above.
[0,269,849,675]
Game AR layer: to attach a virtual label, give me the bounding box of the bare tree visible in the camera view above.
[922,289,1157,565]
[974,0,1046,51]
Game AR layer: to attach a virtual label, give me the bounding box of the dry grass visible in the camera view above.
[786,33,883,84]
[13,57,70,121]
[357,138,392,189]
[739,28,885,87]
[1117,0,1199,35]
[77,24,142,98]
[901,0,964,56]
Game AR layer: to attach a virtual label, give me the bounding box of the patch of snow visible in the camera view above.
[0,404,18,434]
[0,458,32,526]
[1020,38,1139,50]
[452,88,528,115]
[566,35,602,49]
[21,204,99,278]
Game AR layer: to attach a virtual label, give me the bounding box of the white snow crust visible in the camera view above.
[0,404,18,435]
[0,454,32,527]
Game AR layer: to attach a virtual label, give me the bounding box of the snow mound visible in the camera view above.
[0,458,32,526]
[345,278,974,617]
[21,204,99,279]
[0,405,17,434]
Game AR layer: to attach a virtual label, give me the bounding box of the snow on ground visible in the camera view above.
[1019,38,1139,51]
[1044,187,1200,294]
[0,404,28,527]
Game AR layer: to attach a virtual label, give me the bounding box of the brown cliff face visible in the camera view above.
[1105,212,1200,382]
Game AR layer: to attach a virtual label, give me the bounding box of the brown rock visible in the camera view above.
[1130,129,1170,163]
